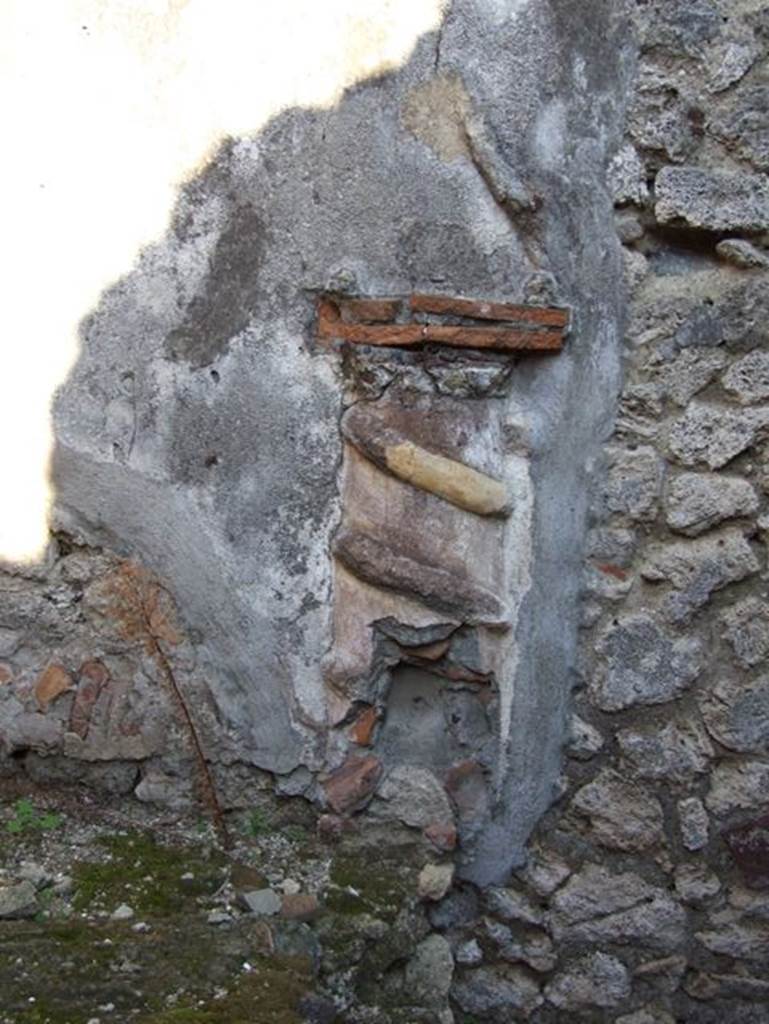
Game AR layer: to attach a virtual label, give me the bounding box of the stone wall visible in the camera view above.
[2,0,769,1018]
[445,2,769,1019]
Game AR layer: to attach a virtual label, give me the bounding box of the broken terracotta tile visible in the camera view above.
[410,292,570,328]
[349,705,380,747]
[316,295,565,351]
[333,527,507,625]
[322,755,383,814]
[338,297,403,323]
[35,663,74,711]
[322,318,563,351]
[69,659,110,739]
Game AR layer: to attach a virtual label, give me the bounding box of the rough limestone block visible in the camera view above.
[591,613,702,711]
[570,770,664,851]
[667,402,769,470]
[722,350,769,405]
[716,239,769,270]
[699,675,769,754]
[653,349,728,408]
[655,166,769,232]
[665,473,758,535]
[370,765,454,829]
[721,598,769,668]
[642,528,759,620]
[695,907,769,963]
[603,445,665,522]
[418,863,454,902]
[674,863,720,904]
[0,880,38,920]
[545,952,630,1010]
[550,865,686,953]
[709,84,769,172]
[404,934,454,1006]
[239,888,281,916]
[706,760,769,815]
[617,719,713,782]
[566,715,604,760]
[451,965,543,1019]
[607,143,649,206]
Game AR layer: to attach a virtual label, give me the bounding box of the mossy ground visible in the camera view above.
[326,852,413,922]
[71,832,226,917]
[0,793,433,1024]
[0,825,313,1024]
[1,898,313,1024]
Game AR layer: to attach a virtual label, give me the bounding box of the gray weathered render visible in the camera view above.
[6,0,633,884]
[4,0,769,1019]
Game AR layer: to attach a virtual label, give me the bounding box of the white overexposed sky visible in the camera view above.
[0,0,444,562]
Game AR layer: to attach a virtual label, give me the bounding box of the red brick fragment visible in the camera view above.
[410,292,570,328]
[349,705,380,747]
[596,562,628,581]
[423,822,458,852]
[339,297,402,323]
[322,755,383,814]
[316,296,565,352]
[69,659,110,739]
[321,318,563,352]
[35,663,74,711]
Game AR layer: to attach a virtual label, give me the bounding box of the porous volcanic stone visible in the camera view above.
[655,166,769,233]
[591,613,702,711]
[665,473,758,536]
[545,951,631,1010]
[571,769,665,851]
[699,675,769,754]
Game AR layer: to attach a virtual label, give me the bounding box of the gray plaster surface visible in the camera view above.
[50,0,633,882]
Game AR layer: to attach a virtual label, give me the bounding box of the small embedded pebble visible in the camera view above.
[417,863,454,902]
[110,904,134,921]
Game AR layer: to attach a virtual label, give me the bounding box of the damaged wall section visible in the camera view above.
[1,0,633,886]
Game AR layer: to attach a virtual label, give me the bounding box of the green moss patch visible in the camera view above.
[137,956,312,1024]
[72,831,226,917]
[326,852,413,922]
